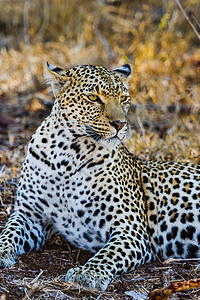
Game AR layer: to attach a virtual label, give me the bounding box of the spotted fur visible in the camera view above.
[0,63,199,291]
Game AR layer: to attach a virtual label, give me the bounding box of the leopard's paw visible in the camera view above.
[65,266,111,291]
[0,245,15,268]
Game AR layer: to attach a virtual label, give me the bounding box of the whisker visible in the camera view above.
[85,125,102,141]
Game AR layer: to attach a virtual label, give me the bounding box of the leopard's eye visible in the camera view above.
[86,94,103,104]
[87,95,98,101]
[120,96,129,103]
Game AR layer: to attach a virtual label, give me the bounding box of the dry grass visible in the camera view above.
[0,0,200,299]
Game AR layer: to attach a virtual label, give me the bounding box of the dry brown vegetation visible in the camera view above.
[0,0,200,299]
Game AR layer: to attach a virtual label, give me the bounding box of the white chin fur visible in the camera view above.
[98,137,122,149]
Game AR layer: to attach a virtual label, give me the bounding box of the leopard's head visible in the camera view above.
[44,62,132,147]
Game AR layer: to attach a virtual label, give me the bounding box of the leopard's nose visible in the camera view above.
[109,120,126,131]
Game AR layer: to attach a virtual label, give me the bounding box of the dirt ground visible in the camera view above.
[0,1,200,297]
[0,89,200,300]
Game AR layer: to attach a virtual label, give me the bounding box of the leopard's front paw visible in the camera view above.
[65,266,111,291]
[0,245,15,268]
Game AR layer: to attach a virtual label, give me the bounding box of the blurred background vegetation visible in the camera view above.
[0,2,200,298]
[0,0,200,168]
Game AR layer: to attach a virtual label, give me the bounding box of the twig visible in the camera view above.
[21,270,43,299]
[164,258,200,264]
[31,269,44,284]
[175,0,200,41]
[22,282,39,300]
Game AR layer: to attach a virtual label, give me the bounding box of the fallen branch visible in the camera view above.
[175,0,200,40]
[148,278,200,300]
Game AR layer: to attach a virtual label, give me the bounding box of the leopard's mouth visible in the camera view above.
[85,125,124,145]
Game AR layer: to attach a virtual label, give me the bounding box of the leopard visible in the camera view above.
[0,62,200,291]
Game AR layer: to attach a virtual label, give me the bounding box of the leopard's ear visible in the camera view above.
[113,64,132,87]
[44,62,70,96]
